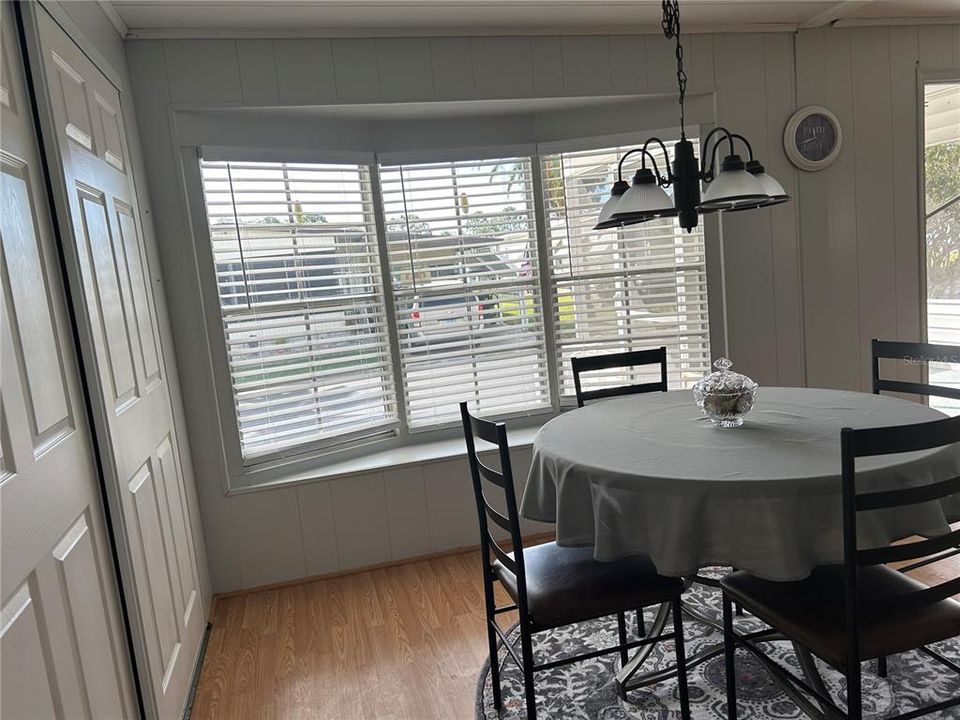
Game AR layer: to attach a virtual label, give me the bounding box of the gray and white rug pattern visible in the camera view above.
[475,571,960,719]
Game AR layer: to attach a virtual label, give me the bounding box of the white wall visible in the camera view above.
[125,26,959,593]
[797,25,960,391]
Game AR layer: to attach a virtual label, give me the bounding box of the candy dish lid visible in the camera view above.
[693,357,758,395]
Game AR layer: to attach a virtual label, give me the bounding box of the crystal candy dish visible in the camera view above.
[692,358,758,428]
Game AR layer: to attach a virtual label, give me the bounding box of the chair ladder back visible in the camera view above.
[842,421,960,640]
[872,338,960,400]
[459,402,527,591]
[572,347,668,408]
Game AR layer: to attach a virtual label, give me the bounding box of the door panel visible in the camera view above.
[0,2,136,717]
[52,514,128,719]
[26,8,207,717]
[0,158,72,442]
[1,584,59,719]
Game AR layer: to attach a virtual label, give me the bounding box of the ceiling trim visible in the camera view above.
[798,0,875,29]
[832,16,960,27]
[97,0,129,37]
[122,23,805,40]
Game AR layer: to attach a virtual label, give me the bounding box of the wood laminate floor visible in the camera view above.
[191,547,960,720]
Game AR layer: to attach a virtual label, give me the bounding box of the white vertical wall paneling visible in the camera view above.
[644,27,679,91]
[275,39,337,102]
[797,27,861,391]
[329,473,392,571]
[762,32,804,386]
[375,39,434,102]
[164,39,242,102]
[296,481,340,577]
[423,458,481,552]
[383,466,432,560]
[429,37,475,100]
[471,37,534,98]
[332,39,381,102]
[531,37,565,97]
[231,488,307,587]
[887,27,923,387]
[714,33,780,385]
[851,27,899,392]
[684,34,718,93]
[236,40,280,103]
[561,36,612,96]
[919,26,957,67]
[609,35,649,94]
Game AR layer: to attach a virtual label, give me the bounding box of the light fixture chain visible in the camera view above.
[662,0,687,140]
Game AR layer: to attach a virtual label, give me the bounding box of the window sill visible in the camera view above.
[226,424,542,496]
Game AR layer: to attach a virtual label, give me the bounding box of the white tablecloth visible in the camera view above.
[521,387,960,581]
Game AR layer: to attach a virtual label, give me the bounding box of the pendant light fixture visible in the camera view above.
[594,0,790,232]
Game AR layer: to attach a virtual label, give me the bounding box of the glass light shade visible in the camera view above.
[752,171,789,206]
[593,181,629,229]
[726,164,790,212]
[611,181,675,223]
[699,153,767,211]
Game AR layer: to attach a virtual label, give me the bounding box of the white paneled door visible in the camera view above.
[20,6,207,718]
[0,2,137,717]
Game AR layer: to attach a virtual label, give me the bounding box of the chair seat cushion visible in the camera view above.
[721,565,960,669]
[492,542,685,630]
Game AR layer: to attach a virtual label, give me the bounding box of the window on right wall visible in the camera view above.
[924,82,960,414]
[541,143,712,403]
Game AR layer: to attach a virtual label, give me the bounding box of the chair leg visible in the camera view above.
[672,597,692,720]
[722,593,737,720]
[730,568,743,617]
[636,607,646,637]
[520,624,537,720]
[616,611,629,667]
[876,655,888,678]
[486,619,502,711]
[846,661,862,720]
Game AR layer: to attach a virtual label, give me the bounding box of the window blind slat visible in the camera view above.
[200,159,398,460]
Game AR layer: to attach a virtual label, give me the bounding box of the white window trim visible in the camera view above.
[182,129,717,491]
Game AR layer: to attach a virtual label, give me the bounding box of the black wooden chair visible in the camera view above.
[872,338,960,402]
[460,402,691,720]
[872,338,960,674]
[720,414,960,720]
[571,347,668,407]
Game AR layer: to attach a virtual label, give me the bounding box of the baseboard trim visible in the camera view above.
[210,531,555,605]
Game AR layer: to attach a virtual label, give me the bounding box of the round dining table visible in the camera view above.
[519,386,960,711]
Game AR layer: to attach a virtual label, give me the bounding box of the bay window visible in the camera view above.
[198,140,712,468]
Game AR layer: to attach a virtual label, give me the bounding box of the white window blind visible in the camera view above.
[379,157,550,428]
[199,159,397,460]
[541,142,711,400]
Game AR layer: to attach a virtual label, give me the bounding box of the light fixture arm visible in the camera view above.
[701,126,734,180]
[701,128,757,180]
[617,147,667,186]
[641,137,674,185]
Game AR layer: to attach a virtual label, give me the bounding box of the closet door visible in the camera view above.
[0,2,137,717]
[22,6,207,717]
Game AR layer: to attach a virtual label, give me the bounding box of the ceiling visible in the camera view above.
[106,1,960,39]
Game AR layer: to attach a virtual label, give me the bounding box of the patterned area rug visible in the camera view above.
[475,570,960,719]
